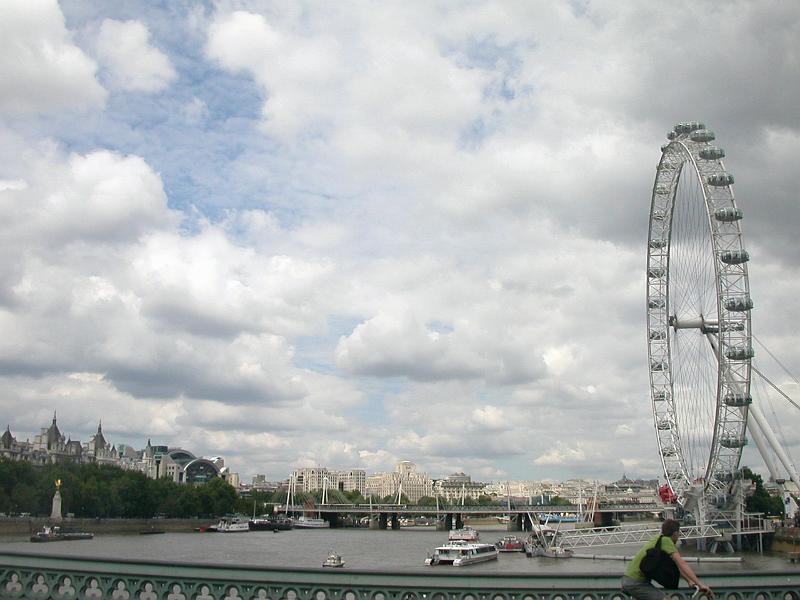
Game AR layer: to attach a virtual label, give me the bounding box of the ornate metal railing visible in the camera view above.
[1,552,798,600]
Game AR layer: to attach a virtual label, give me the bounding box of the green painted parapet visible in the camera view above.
[1,552,798,600]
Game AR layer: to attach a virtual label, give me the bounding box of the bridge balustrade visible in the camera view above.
[1,552,798,600]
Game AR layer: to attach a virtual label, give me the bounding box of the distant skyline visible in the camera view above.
[1,1,798,484]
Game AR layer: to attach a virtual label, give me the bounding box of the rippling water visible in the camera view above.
[1,525,789,574]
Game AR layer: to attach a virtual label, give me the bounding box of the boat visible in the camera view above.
[292,516,329,529]
[495,535,525,552]
[322,551,345,568]
[249,516,293,531]
[30,525,93,543]
[215,517,250,533]
[541,545,574,558]
[425,540,499,566]
[448,525,479,541]
[538,513,579,523]
[139,528,166,535]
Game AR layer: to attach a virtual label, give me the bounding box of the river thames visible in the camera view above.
[1,524,789,575]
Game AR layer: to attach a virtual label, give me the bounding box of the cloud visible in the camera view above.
[0,0,106,114]
[96,19,177,92]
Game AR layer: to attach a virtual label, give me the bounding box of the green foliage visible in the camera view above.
[0,458,239,518]
[741,466,785,517]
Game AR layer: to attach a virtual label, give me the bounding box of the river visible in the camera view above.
[1,524,789,574]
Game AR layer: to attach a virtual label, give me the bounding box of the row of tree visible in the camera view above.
[0,460,238,518]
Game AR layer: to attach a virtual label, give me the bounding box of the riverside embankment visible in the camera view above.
[0,517,204,537]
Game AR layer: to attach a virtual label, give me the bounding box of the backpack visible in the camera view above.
[640,535,680,589]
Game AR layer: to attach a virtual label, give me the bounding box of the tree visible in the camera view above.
[741,466,785,517]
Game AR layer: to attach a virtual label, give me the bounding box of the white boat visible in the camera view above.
[292,516,330,529]
[216,517,250,533]
[448,525,479,541]
[425,540,499,566]
[322,551,345,568]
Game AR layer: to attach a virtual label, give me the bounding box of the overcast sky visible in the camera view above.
[1,0,798,485]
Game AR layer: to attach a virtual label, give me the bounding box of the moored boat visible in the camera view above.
[448,525,479,541]
[292,516,329,529]
[425,540,499,566]
[249,516,293,531]
[30,525,94,543]
[495,535,525,552]
[215,517,250,533]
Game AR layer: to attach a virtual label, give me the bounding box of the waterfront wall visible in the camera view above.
[0,518,202,537]
[1,552,799,600]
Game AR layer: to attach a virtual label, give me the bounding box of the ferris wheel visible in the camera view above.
[646,121,753,516]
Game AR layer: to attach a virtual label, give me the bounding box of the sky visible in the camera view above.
[1,0,799,485]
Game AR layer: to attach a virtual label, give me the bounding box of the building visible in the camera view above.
[433,472,486,502]
[365,461,433,502]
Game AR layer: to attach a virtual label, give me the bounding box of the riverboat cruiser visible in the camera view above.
[448,525,479,541]
[292,516,330,528]
[249,516,293,531]
[30,525,94,543]
[216,517,250,533]
[322,551,345,568]
[425,540,499,566]
[495,535,525,552]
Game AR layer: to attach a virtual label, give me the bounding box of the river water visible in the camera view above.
[1,524,791,575]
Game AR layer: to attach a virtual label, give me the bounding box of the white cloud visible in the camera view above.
[96,19,176,92]
[0,0,105,113]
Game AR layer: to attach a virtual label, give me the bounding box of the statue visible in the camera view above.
[51,479,63,522]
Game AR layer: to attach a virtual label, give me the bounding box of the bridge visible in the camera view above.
[1,552,797,600]
[276,502,668,530]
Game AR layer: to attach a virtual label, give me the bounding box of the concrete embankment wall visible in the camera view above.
[772,526,800,554]
[0,517,206,537]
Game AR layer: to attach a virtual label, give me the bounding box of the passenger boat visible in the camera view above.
[495,535,525,552]
[215,517,250,533]
[425,540,499,566]
[322,551,345,568]
[30,525,94,543]
[249,516,293,531]
[448,525,479,541]
[292,516,329,529]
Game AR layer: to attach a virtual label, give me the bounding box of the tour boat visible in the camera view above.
[215,517,250,533]
[249,516,293,531]
[292,516,330,529]
[448,525,479,541]
[322,551,345,568]
[425,540,499,566]
[30,525,94,543]
[495,535,525,552]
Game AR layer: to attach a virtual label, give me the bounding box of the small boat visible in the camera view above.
[292,516,329,529]
[139,528,166,535]
[495,535,525,552]
[425,540,499,566]
[30,525,93,543]
[541,545,574,558]
[215,517,250,533]
[538,513,579,523]
[448,525,479,541]
[322,551,345,568]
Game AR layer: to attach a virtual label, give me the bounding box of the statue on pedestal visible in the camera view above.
[50,479,63,523]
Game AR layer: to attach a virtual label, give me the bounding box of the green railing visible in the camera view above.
[1,552,798,600]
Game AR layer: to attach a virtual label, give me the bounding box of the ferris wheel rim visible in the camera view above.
[646,121,753,509]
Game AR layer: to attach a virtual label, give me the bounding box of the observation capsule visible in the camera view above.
[719,249,750,264]
[708,173,735,186]
[720,436,747,449]
[725,345,755,361]
[667,131,678,140]
[724,296,754,312]
[690,129,715,143]
[699,146,725,160]
[714,207,743,222]
[723,392,752,406]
